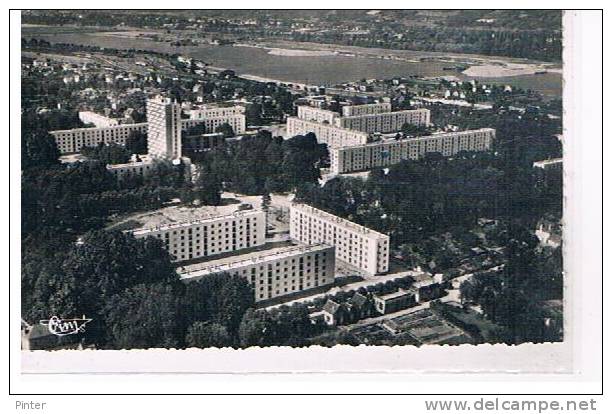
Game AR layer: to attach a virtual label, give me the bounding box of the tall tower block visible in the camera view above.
[146,95,182,159]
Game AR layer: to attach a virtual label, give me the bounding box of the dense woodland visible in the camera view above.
[194,131,328,195]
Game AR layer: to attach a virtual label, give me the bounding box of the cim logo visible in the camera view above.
[39,316,92,336]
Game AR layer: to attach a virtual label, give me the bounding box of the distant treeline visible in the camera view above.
[22,10,562,61]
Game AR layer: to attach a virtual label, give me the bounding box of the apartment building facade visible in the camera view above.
[286,117,369,148]
[186,105,245,120]
[106,155,154,179]
[180,243,336,302]
[335,108,431,133]
[341,102,392,117]
[51,123,148,154]
[130,210,266,262]
[186,105,246,134]
[289,203,389,275]
[78,111,120,128]
[191,114,246,135]
[330,128,496,174]
[51,120,214,155]
[147,95,182,159]
[297,105,339,124]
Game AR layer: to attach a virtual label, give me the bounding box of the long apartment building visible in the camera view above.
[52,100,246,154]
[51,118,227,155]
[297,105,339,124]
[130,210,266,262]
[186,105,246,134]
[78,111,121,128]
[335,108,431,133]
[290,203,389,276]
[286,117,369,148]
[187,105,245,119]
[330,128,496,174]
[341,102,392,117]
[51,123,148,154]
[189,114,246,135]
[180,243,336,302]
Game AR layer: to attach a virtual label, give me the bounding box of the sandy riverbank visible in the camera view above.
[96,31,159,39]
[267,48,337,57]
[462,62,562,78]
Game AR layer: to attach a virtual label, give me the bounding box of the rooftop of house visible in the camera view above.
[322,299,343,315]
[349,292,369,308]
[374,288,413,301]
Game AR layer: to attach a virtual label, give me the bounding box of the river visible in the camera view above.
[23,29,562,99]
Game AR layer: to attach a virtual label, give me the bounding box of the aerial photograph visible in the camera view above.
[20,10,564,351]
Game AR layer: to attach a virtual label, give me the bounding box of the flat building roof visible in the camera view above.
[179,243,333,280]
[130,209,264,237]
[291,203,389,239]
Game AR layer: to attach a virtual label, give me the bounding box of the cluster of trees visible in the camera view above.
[21,112,194,332]
[396,230,491,274]
[21,109,80,170]
[23,226,333,349]
[194,130,328,195]
[429,104,563,166]
[290,26,561,61]
[214,122,235,138]
[125,130,148,154]
[400,122,432,137]
[81,143,131,165]
[22,156,186,237]
[238,305,321,347]
[459,234,563,343]
[80,133,152,165]
[296,152,542,246]
[22,228,260,349]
